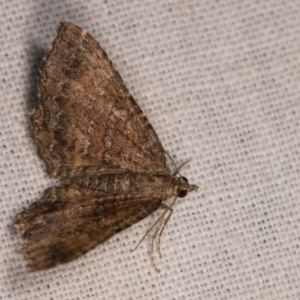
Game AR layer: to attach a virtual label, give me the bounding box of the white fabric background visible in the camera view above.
[1,0,300,299]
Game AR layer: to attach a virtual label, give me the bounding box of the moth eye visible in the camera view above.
[180,176,188,183]
[178,190,187,198]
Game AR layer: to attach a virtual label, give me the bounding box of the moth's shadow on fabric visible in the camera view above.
[25,44,47,111]
[22,44,48,151]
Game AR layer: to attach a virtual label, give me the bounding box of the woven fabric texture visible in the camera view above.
[1,0,300,299]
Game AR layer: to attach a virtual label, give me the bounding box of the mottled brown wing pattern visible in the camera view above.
[33,22,168,178]
[15,22,199,272]
[15,186,162,271]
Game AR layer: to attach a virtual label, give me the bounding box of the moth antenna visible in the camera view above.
[165,151,178,173]
[165,151,192,176]
[173,158,192,176]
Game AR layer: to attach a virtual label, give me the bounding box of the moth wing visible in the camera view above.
[34,22,168,178]
[15,187,162,271]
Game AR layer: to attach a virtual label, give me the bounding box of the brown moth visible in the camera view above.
[15,22,198,271]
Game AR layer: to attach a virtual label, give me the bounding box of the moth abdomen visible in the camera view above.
[69,173,171,198]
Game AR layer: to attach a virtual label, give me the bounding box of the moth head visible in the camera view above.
[176,176,198,198]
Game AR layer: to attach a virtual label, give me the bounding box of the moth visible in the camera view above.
[15,22,198,271]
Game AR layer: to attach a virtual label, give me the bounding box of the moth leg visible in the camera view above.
[150,211,165,273]
[131,205,167,251]
[156,203,173,259]
[149,203,173,273]
[131,203,173,272]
